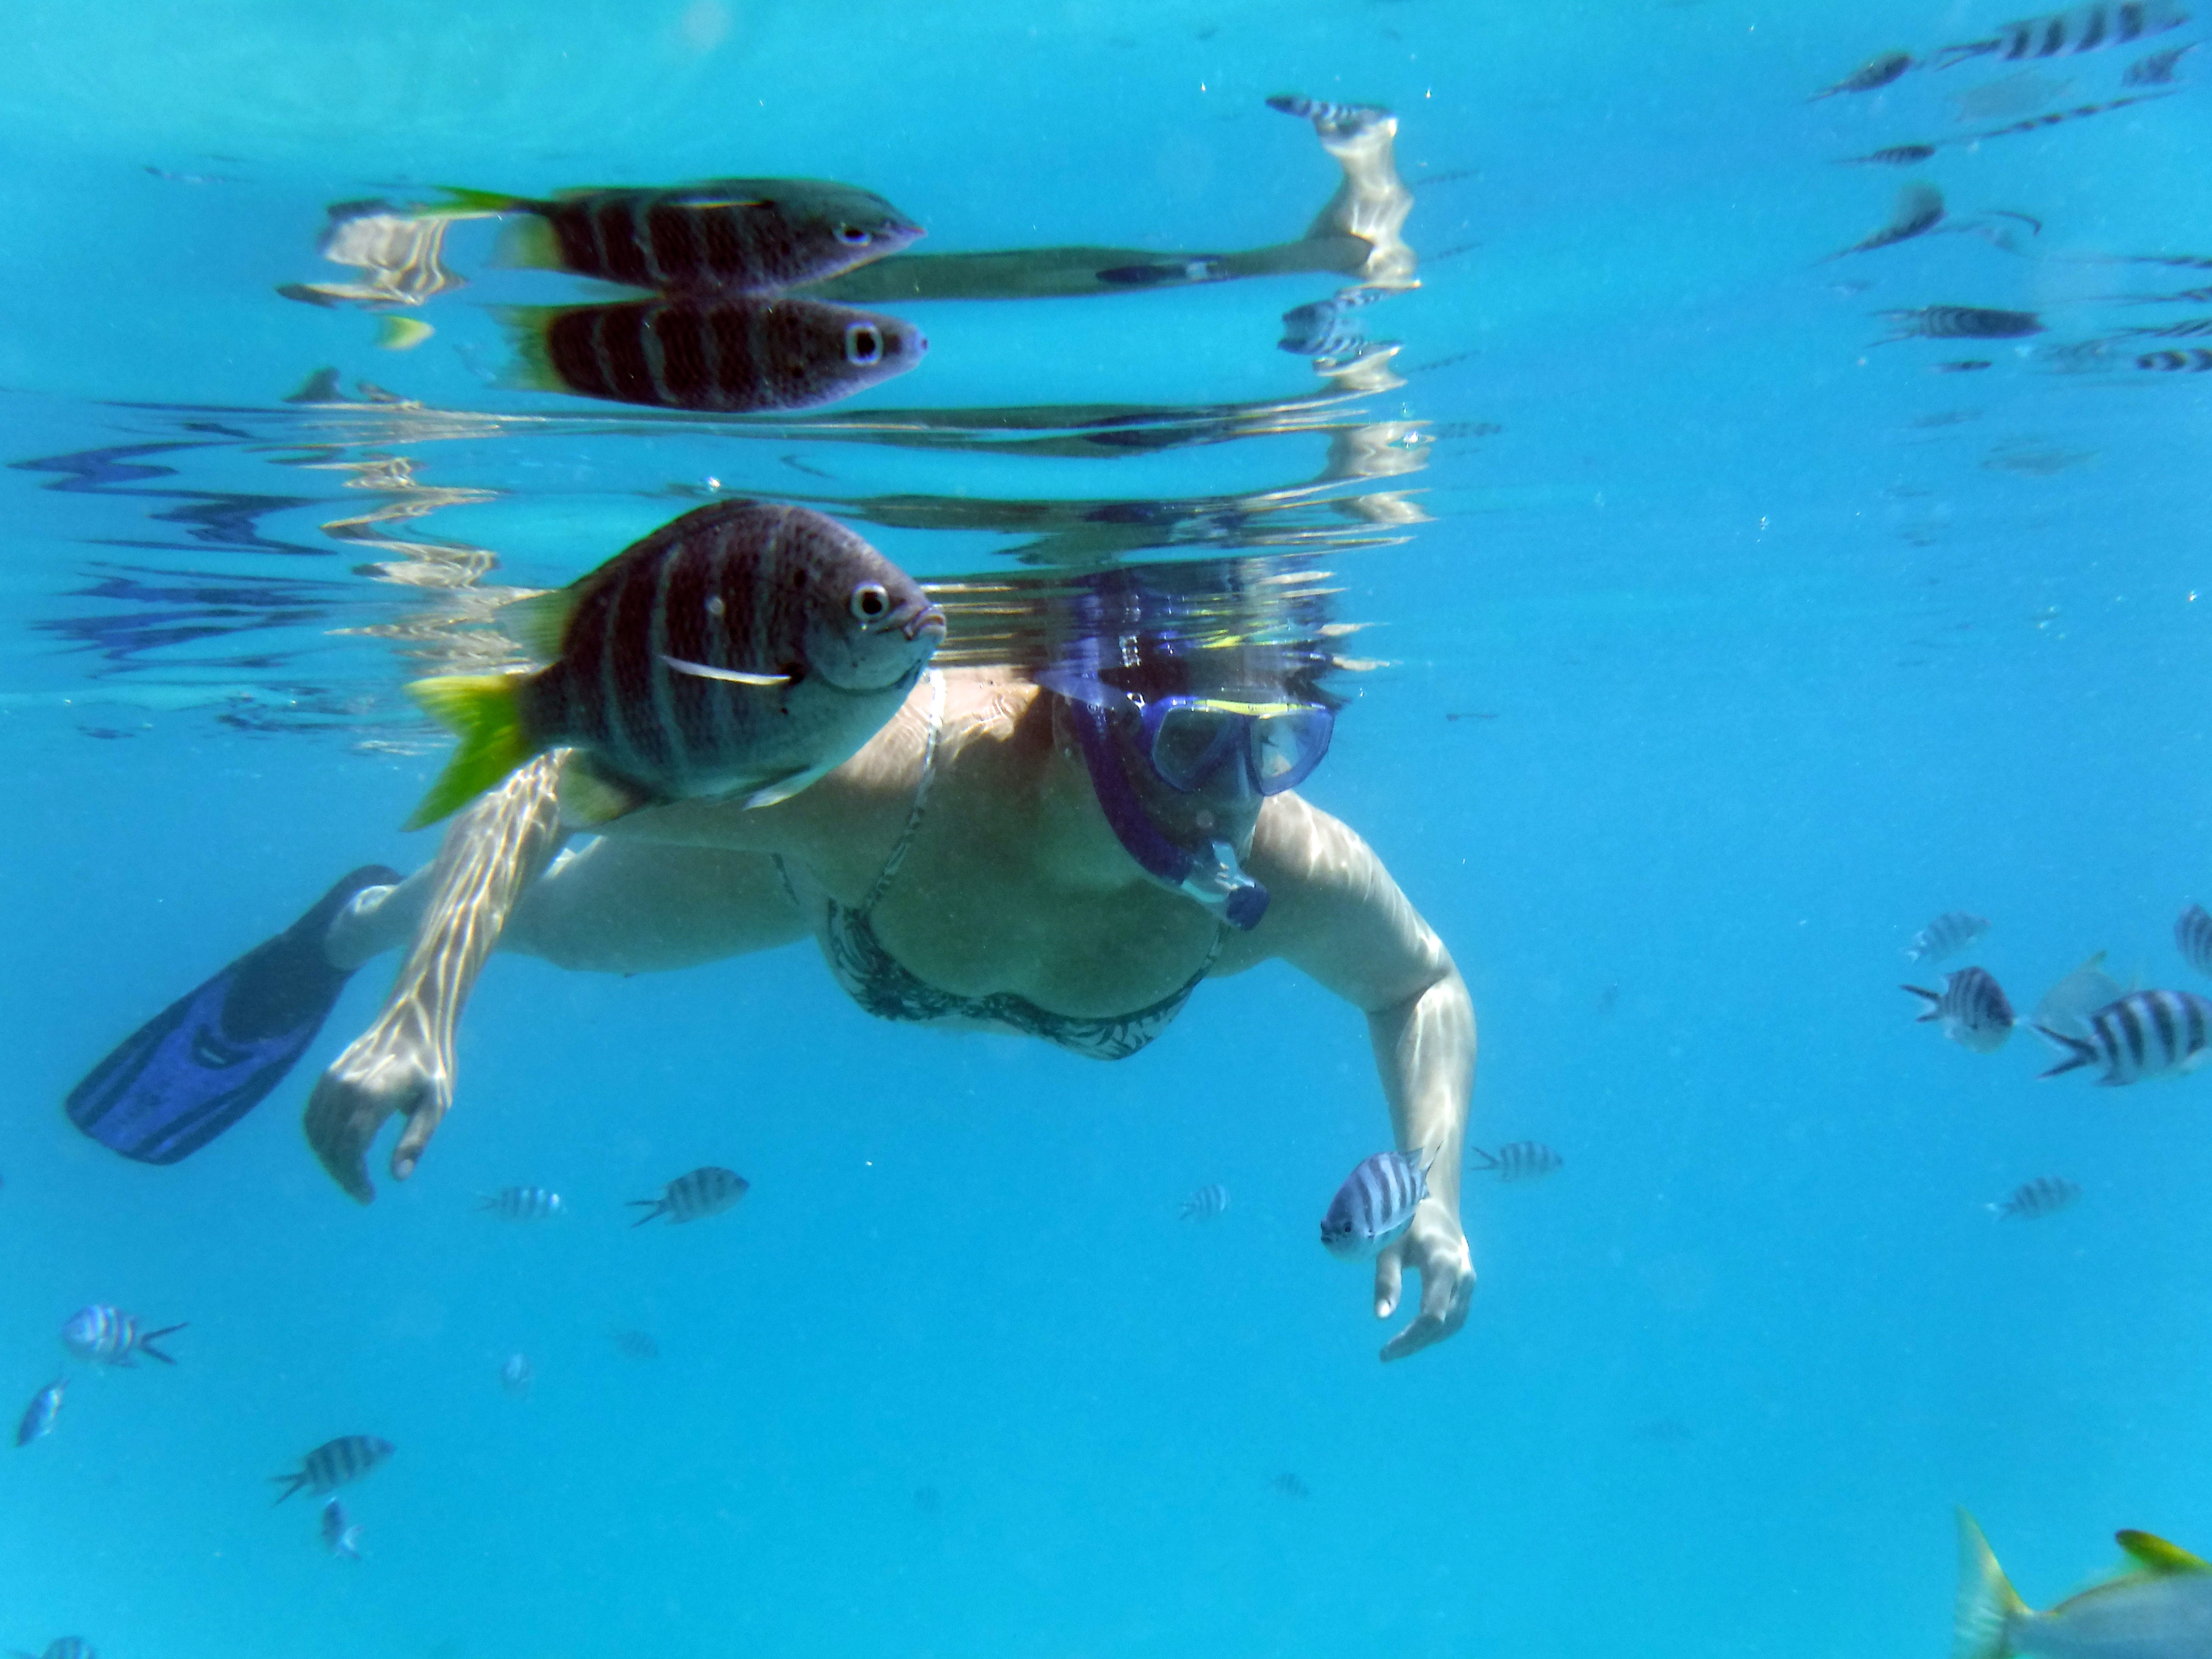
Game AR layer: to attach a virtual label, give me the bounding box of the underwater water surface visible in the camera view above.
[4,1,2212,1656]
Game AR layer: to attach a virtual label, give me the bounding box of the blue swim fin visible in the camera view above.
[65,866,403,1164]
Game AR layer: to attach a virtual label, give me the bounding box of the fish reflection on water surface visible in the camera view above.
[502,296,926,413]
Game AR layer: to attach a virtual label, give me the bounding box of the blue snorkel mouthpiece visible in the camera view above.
[1067,699,1271,931]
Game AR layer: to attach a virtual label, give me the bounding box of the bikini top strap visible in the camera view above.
[855,669,946,916]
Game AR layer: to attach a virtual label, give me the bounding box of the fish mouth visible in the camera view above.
[899,602,947,643]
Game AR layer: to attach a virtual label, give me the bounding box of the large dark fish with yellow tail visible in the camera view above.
[503,295,925,412]
[432,178,923,295]
[404,502,942,829]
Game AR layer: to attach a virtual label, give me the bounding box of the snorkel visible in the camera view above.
[1062,694,1272,931]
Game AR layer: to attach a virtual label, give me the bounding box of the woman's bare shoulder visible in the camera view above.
[598,667,1037,857]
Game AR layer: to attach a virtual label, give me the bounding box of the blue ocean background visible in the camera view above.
[4,0,2212,1653]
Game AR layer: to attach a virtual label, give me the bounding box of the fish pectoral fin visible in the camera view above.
[731,764,830,811]
[659,653,790,686]
[556,759,649,827]
[2118,1529,2212,1575]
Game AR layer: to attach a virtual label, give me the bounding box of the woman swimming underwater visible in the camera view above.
[68,566,1477,1361]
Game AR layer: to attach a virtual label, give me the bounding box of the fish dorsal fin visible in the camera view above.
[2116,1531,2212,1575]
[500,588,583,660]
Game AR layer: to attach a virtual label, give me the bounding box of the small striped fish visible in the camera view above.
[1811,48,1916,98]
[500,1353,533,1396]
[2124,39,2197,80]
[405,501,943,828]
[321,1498,362,1561]
[1994,1176,2081,1219]
[1178,1183,1231,1221]
[2037,989,2212,1083]
[1934,0,2188,70]
[60,1304,185,1366]
[629,1165,749,1226]
[270,1435,395,1503]
[505,296,925,413]
[18,1641,95,1659]
[2180,904,2212,974]
[1845,143,1942,166]
[1881,307,2044,341]
[1905,910,1992,962]
[1265,93,1391,134]
[476,1186,564,1221]
[1475,1141,1564,1183]
[1319,1147,1433,1260]
[1903,967,2016,1053]
[612,1327,661,1360]
[2122,316,2212,337]
[2140,348,2212,372]
[14,1378,63,1447]
[1830,183,1948,259]
[1279,289,1389,355]
[441,178,923,296]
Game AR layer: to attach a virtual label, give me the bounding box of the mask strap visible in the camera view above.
[1068,699,1269,930]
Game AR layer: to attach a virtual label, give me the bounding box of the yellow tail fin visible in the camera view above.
[403,674,536,830]
[1955,1510,2027,1659]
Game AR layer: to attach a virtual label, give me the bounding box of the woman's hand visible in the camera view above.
[1374,1202,1474,1362]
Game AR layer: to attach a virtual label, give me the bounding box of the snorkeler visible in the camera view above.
[69,565,1477,1362]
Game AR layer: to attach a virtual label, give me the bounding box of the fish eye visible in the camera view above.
[835,224,873,246]
[844,323,883,366]
[849,582,890,622]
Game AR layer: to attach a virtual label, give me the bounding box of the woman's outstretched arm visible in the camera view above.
[1226,791,1477,1360]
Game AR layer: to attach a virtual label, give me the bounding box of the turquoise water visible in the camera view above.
[6,1,2212,1654]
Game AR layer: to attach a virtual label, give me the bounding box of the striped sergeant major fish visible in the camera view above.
[1319,1146,1434,1260]
[1955,1509,2212,1659]
[2124,39,2197,80]
[14,1378,64,1447]
[1908,912,1992,962]
[612,1327,661,1359]
[321,1498,362,1561]
[1810,48,1916,98]
[2140,348,2212,371]
[2178,904,2212,974]
[2121,316,2212,337]
[1178,1183,1230,1221]
[433,178,923,296]
[2036,988,2212,1083]
[10,1641,96,1659]
[270,1434,394,1503]
[1844,144,1942,167]
[1280,288,1391,355]
[1473,1140,1563,1183]
[60,1304,185,1366]
[503,296,925,414]
[1933,0,2188,70]
[1827,183,1948,260]
[629,1165,749,1226]
[1881,306,2045,342]
[1265,93,1392,136]
[1993,1175,2080,1219]
[476,1186,564,1221]
[1961,87,2179,141]
[1903,967,2016,1054]
[404,501,944,829]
